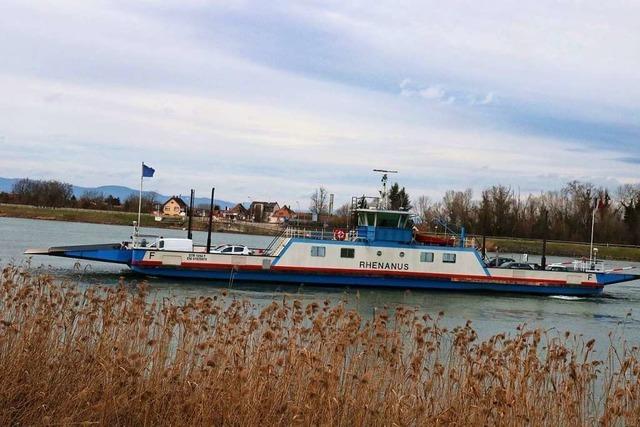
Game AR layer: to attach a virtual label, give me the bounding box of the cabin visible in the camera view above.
[269,205,296,224]
[220,203,249,221]
[161,196,188,217]
[355,208,413,243]
[249,201,280,222]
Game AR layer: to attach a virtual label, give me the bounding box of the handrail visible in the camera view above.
[264,228,289,253]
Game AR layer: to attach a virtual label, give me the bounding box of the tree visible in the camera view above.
[618,184,640,244]
[487,185,515,236]
[442,189,474,231]
[104,195,121,209]
[335,202,350,218]
[388,183,411,210]
[12,178,73,207]
[328,202,351,227]
[478,190,491,235]
[309,187,329,217]
[78,191,105,210]
[123,194,157,213]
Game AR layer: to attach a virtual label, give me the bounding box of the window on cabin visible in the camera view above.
[443,253,457,263]
[158,240,164,249]
[311,246,326,257]
[367,213,376,226]
[420,252,434,262]
[340,248,355,258]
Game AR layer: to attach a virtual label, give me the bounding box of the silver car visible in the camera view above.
[209,244,252,255]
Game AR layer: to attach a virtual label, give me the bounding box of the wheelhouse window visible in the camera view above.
[311,246,326,257]
[340,248,355,258]
[420,252,434,263]
[443,253,457,263]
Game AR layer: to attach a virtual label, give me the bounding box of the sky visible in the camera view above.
[1,0,639,208]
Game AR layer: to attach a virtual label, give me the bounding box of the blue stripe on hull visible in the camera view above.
[130,266,604,296]
[58,248,132,265]
[596,272,636,285]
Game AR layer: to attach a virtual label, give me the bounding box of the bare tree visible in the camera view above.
[309,187,329,216]
[12,178,74,208]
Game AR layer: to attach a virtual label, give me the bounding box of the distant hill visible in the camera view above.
[0,177,235,209]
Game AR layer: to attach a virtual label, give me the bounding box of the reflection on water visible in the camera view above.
[2,216,640,354]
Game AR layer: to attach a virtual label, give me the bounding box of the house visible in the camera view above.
[269,205,296,224]
[220,203,249,221]
[161,196,188,217]
[248,201,280,222]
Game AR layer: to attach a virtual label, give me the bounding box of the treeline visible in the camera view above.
[414,181,640,245]
[0,179,157,212]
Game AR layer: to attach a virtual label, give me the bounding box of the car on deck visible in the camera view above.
[486,257,516,267]
[209,244,252,255]
[499,262,537,270]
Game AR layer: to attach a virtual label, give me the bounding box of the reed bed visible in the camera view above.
[0,265,639,426]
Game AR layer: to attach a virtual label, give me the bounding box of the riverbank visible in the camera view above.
[3,203,640,261]
[484,236,640,262]
[0,203,281,236]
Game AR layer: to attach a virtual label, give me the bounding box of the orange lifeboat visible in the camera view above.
[414,232,456,246]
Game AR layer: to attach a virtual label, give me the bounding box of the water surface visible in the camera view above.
[2,216,639,352]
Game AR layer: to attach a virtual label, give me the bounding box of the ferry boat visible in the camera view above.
[25,189,637,297]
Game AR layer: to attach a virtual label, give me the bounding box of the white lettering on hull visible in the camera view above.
[359,261,410,271]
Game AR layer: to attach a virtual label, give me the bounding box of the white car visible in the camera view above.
[210,244,252,255]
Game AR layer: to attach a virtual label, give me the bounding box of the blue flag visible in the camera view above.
[142,163,155,178]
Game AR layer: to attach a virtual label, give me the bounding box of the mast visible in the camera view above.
[187,189,195,240]
[373,169,398,209]
[206,187,215,252]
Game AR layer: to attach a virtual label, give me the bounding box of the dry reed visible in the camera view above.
[0,264,638,426]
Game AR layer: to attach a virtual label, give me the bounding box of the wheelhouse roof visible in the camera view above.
[354,208,412,215]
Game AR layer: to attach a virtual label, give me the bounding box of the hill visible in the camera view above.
[0,177,235,209]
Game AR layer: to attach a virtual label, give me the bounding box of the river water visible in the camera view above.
[2,217,640,351]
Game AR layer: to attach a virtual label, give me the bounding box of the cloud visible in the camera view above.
[399,79,494,107]
[0,0,639,207]
[419,86,446,101]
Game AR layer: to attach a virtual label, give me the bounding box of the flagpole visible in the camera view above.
[137,162,143,237]
[589,203,596,268]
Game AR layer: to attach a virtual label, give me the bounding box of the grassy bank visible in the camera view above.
[3,203,640,260]
[485,237,640,262]
[0,264,638,425]
[0,203,281,236]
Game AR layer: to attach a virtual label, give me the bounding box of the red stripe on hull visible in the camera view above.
[181,262,264,271]
[133,259,263,271]
[133,260,162,267]
[271,265,594,288]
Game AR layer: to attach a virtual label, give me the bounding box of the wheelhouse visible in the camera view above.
[355,208,413,244]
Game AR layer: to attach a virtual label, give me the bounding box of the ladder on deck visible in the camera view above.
[264,229,290,256]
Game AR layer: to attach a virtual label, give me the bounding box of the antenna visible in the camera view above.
[373,169,398,209]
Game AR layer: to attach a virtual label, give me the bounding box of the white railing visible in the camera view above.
[571,260,606,273]
[283,227,336,240]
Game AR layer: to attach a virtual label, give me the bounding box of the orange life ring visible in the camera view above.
[333,229,346,241]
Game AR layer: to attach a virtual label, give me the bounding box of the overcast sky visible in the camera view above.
[1,0,639,207]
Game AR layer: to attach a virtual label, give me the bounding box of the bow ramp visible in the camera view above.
[25,243,132,265]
